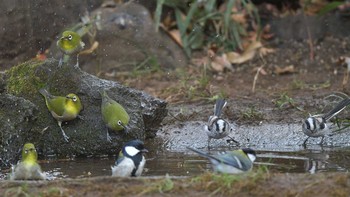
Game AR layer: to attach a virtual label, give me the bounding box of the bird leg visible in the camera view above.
[207,138,211,150]
[319,136,325,145]
[58,121,70,142]
[303,137,310,146]
[106,129,112,142]
[226,136,240,145]
[74,54,80,69]
[58,58,63,67]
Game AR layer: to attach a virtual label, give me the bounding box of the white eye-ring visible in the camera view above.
[117,120,122,126]
[72,96,77,102]
[68,34,73,40]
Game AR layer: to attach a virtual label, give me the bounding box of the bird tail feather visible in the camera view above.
[323,98,350,121]
[214,99,227,117]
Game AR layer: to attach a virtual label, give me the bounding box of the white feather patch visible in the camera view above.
[125,146,140,156]
[247,153,256,162]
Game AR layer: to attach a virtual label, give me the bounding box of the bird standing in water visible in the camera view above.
[205,99,237,148]
[111,140,148,177]
[302,98,350,145]
[187,146,256,174]
[10,143,46,180]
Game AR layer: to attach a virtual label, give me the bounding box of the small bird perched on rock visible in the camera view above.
[205,99,237,148]
[100,90,130,142]
[39,88,83,142]
[10,143,46,180]
[187,146,256,174]
[111,140,148,177]
[302,98,350,145]
[57,31,85,68]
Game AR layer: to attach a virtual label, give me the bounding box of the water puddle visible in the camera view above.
[1,146,350,180]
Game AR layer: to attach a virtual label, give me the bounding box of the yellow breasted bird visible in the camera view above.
[10,143,46,180]
[39,88,83,142]
[57,31,85,68]
[100,90,130,142]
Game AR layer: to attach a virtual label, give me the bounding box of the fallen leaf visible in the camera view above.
[212,53,233,72]
[274,65,295,75]
[168,29,182,47]
[259,47,275,56]
[80,41,99,55]
[227,41,262,64]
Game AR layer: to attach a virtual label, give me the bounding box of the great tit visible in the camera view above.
[205,99,237,148]
[302,98,350,145]
[100,90,130,142]
[39,88,83,142]
[111,140,148,177]
[10,143,46,180]
[187,146,256,174]
[57,31,85,68]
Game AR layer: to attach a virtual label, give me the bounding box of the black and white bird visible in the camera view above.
[111,140,148,177]
[205,99,237,148]
[187,146,256,174]
[302,98,350,145]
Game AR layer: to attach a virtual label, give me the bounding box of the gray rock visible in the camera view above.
[50,2,188,75]
[0,94,38,167]
[0,58,167,167]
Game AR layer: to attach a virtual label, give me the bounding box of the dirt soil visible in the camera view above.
[1,172,349,197]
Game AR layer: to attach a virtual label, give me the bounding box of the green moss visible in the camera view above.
[5,59,46,96]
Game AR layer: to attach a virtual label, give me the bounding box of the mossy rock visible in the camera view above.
[0,58,167,167]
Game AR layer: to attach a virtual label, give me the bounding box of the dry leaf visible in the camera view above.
[212,53,233,72]
[274,65,295,75]
[211,61,225,72]
[259,47,275,56]
[227,41,262,64]
[80,41,99,55]
[168,30,182,46]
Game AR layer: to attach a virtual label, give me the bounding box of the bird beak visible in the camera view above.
[141,148,148,153]
[123,124,130,133]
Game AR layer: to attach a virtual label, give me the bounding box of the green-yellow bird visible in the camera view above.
[100,90,130,141]
[39,88,83,142]
[10,143,46,180]
[57,31,85,68]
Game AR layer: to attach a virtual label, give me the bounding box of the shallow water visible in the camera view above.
[1,146,350,180]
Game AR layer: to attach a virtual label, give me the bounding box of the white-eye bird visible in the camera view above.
[302,98,350,145]
[187,146,256,174]
[10,143,46,180]
[39,88,83,142]
[100,90,130,142]
[205,99,237,148]
[57,31,85,68]
[111,140,148,177]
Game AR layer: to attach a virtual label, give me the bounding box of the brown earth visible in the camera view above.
[1,172,349,197]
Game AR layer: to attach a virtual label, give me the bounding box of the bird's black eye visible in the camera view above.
[117,120,122,126]
[25,150,28,154]
[72,96,77,102]
[68,34,73,40]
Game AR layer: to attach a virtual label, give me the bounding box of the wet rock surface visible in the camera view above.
[0,59,167,167]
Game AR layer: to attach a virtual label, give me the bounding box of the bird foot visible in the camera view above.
[106,130,112,142]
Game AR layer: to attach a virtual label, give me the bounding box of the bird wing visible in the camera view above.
[102,99,130,124]
[215,152,252,171]
[187,147,252,171]
[323,98,350,121]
